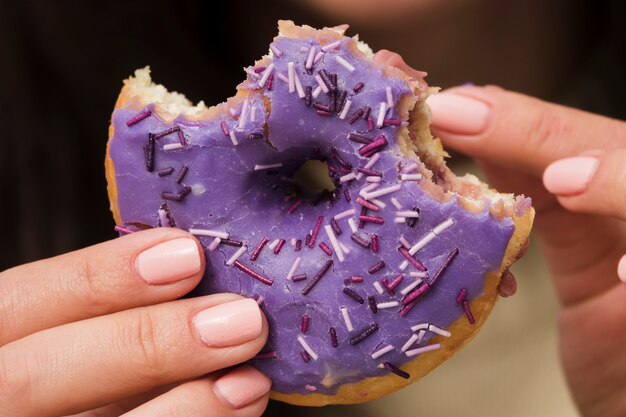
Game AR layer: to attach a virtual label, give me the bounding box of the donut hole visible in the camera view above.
[292,160,336,195]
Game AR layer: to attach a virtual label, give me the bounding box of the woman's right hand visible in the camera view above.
[0,227,271,417]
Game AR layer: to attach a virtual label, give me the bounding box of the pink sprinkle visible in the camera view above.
[253,66,266,73]
[351,275,364,283]
[329,326,339,347]
[305,384,317,391]
[220,121,229,136]
[287,199,303,214]
[382,278,394,296]
[253,351,277,359]
[301,350,311,363]
[126,109,151,126]
[399,299,418,317]
[274,239,286,255]
[398,247,427,271]
[388,274,404,290]
[359,215,385,225]
[368,261,386,274]
[319,242,333,256]
[371,234,379,253]
[383,118,402,126]
[457,288,468,304]
[367,116,374,131]
[114,225,135,234]
[402,283,430,305]
[356,197,380,212]
[301,314,310,334]
[463,300,475,324]
[266,74,274,91]
[250,237,269,261]
[309,216,324,248]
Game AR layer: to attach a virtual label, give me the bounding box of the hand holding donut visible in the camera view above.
[0,228,271,417]
[377,50,626,417]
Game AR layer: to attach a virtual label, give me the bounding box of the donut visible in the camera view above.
[105,20,534,406]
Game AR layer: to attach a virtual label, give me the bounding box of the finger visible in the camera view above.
[0,294,268,417]
[543,150,626,220]
[0,227,205,345]
[123,367,271,417]
[373,49,427,80]
[425,85,626,176]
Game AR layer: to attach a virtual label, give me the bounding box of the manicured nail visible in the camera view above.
[214,365,272,409]
[618,255,626,284]
[426,92,491,135]
[193,299,262,348]
[543,156,599,196]
[135,238,202,284]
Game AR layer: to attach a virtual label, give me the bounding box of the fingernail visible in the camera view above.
[618,255,626,284]
[426,92,491,135]
[135,238,202,284]
[543,156,599,196]
[214,365,272,409]
[193,298,262,347]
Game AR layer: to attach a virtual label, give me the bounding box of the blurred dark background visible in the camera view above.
[0,0,623,414]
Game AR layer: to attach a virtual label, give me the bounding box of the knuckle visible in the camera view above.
[0,350,33,414]
[526,103,570,159]
[70,255,115,316]
[125,308,167,380]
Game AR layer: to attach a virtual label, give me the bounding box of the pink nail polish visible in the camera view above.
[426,92,491,135]
[135,238,202,284]
[543,156,598,196]
[214,365,272,409]
[193,298,262,347]
[618,255,626,284]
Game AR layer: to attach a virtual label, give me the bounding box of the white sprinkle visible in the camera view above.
[270,44,283,57]
[294,72,305,98]
[334,208,355,220]
[226,245,247,266]
[361,182,380,194]
[411,323,430,332]
[163,143,184,151]
[208,237,221,251]
[403,163,419,173]
[254,163,283,171]
[405,344,441,357]
[158,209,169,227]
[258,63,274,88]
[290,238,297,247]
[339,172,357,183]
[250,106,257,123]
[256,295,265,306]
[416,329,426,344]
[268,239,280,251]
[373,281,385,295]
[377,301,400,309]
[339,99,352,119]
[237,99,249,131]
[399,236,411,248]
[277,73,289,83]
[245,67,260,79]
[371,198,386,209]
[386,86,394,108]
[305,46,316,69]
[366,176,381,183]
[286,256,302,280]
[397,210,420,218]
[348,218,358,233]
[433,218,455,235]
[312,85,322,98]
[340,307,354,332]
[229,107,238,117]
[400,173,423,181]
[362,184,402,200]
[338,240,351,254]
[315,74,329,93]
[376,102,387,128]
[335,55,356,72]
[324,225,345,262]
[401,333,419,352]
[391,197,403,210]
[229,130,238,145]
[322,40,341,51]
[371,344,395,359]
[355,153,381,180]
[297,336,319,361]
[190,228,229,240]
[394,217,407,224]
[410,271,429,278]
[314,50,324,64]
[300,46,309,52]
[288,62,296,93]
[428,324,451,337]
[400,279,423,296]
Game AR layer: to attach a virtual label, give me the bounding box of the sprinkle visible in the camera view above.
[368,261,386,274]
[258,63,274,88]
[321,328,337,351]
[297,336,319,361]
[399,236,411,249]
[145,134,156,172]
[305,384,317,392]
[301,260,333,295]
[391,197,403,210]
[288,62,296,93]
[339,172,357,183]
[253,66,266,73]
[312,85,322,98]
[286,257,302,280]
[250,237,269,261]
[221,238,243,247]
[416,329,426,344]
[305,234,312,246]
[190,228,229,239]
[429,248,460,286]
[270,44,283,57]
[301,314,310,334]
[294,72,306,98]
[228,130,238,145]
[335,55,356,72]
[163,143,184,151]
[362,184,402,202]
[383,362,410,379]
[353,82,364,93]
[376,102,387,128]
[114,225,135,234]
[400,279,423,296]
[274,239,286,255]
[292,273,307,282]
[401,334,419,352]
[347,132,374,144]
[339,241,351,254]
[343,287,365,304]
[429,324,452,337]
[339,99,352,119]
[403,163,419,173]
[457,288,468,304]
[371,234,379,254]
[336,90,347,113]
[344,189,352,202]
[362,106,372,119]
[308,216,324,248]
[322,40,341,51]
[398,247,427,271]
[177,129,187,146]
[350,323,379,345]
[401,283,430,306]
[410,271,429,278]
[154,125,180,139]
[354,197,378,212]
[405,344,441,357]
[300,351,311,363]
[226,245,247,266]
[315,74,329,93]
[277,73,289,83]
[253,351,277,359]
[386,86,394,107]
[232,261,274,285]
[371,345,394,359]
[305,86,313,107]
[157,167,174,177]
[305,46,316,69]
[463,300,476,324]
[433,218,455,235]
[396,210,420,218]
[368,116,374,131]
[208,237,221,251]
[330,218,342,236]
[368,295,379,314]
[324,225,344,262]
[345,108,364,125]
[371,199,386,209]
[411,323,430,332]
[319,70,336,91]
[377,301,400,309]
[337,307,354,333]
[254,163,282,171]
[268,239,280,251]
[174,165,189,184]
[355,153,381,181]
[319,242,333,256]
[400,173,423,181]
[373,281,385,295]
[287,199,303,214]
[350,232,371,248]
[383,118,402,127]
[295,239,302,251]
[350,275,364,283]
[357,168,381,178]
[126,109,152,126]
[359,135,388,157]
[220,121,230,136]
[348,218,358,233]
[359,215,384,225]
[388,274,404,290]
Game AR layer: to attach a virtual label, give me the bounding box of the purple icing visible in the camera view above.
[109,32,517,396]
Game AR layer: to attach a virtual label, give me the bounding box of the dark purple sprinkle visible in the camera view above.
[357,167,382,177]
[126,109,151,127]
[178,186,192,199]
[220,121,229,136]
[457,288,468,304]
[330,218,342,236]
[330,327,339,347]
[384,362,410,379]
[318,70,335,92]
[367,116,374,131]
[371,234,380,254]
[383,118,402,126]
[351,232,371,248]
[343,189,352,202]
[327,163,338,175]
[287,199,303,214]
[330,73,338,91]
[368,296,378,314]
[175,165,189,184]
[153,125,180,140]
[358,206,368,229]
[292,273,307,282]
[429,248,460,286]
[463,300,476,324]
[349,323,379,345]
[305,234,312,247]
[250,237,269,261]
[330,147,351,169]
[368,261,386,274]
[329,90,337,113]
[400,299,418,317]
[317,110,332,117]
[157,167,175,177]
[233,261,274,285]
[336,90,347,114]
[359,215,384,225]
[313,102,332,112]
[305,86,312,107]
[253,351,277,359]
[145,134,155,172]
[159,202,176,227]
[309,216,324,248]
[362,106,371,120]
[221,238,243,247]
[177,129,187,146]
[301,350,311,363]
[301,315,310,334]
[161,191,181,201]
[350,275,364,283]
[347,108,365,124]
[398,247,427,271]
[359,136,388,157]
[295,239,302,251]
[266,74,274,91]
[352,82,364,93]
[343,287,365,304]
[347,132,374,144]
[274,239,286,255]
[301,260,333,295]
[247,132,264,140]
[114,225,135,234]
[319,242,333,256]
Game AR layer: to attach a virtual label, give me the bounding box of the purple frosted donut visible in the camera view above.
[106,21,534,405]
